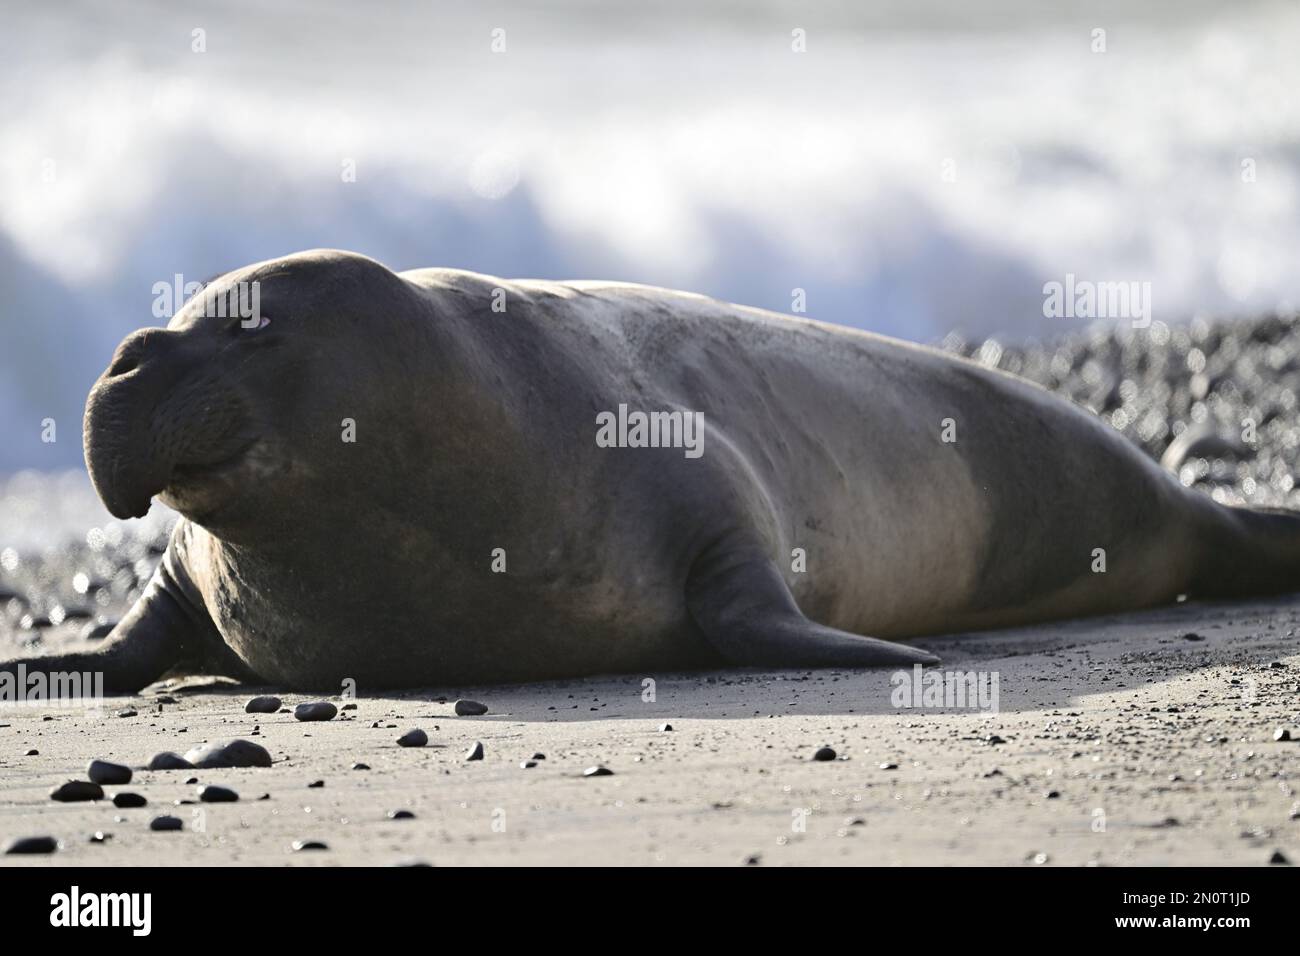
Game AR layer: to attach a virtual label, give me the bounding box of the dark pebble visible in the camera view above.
[88,832,111,843]
[1274,728,1293,742]
[112,792,147,808]
[583,766,614,777]
[307,780,324,788]
[879,762,899,770]
[465,741,484,761]
[117,709,138,718]
[5,835,57,855]
[1270,850,1290,865]
[24,749,38,756]
[292,840,328,851]
[87,759,132,785]
[148,752,194,771]
[352,762,370,771]
[520,761,537,769]
[454,699,488,716]
[659,723,674,732]
[388,809,416,820]
[50,780,104,802]
[294,701,337,722]
[244,695,282,714]
[812,746,837,762]
[149,816,183,832]
[198,785,239,803]
[397,728,428,747]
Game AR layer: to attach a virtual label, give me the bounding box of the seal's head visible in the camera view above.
[83,250,426,532]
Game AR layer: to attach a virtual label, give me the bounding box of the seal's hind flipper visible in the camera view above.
[685,538,939,669]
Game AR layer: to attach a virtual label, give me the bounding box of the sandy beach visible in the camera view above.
[2,593,1296,867]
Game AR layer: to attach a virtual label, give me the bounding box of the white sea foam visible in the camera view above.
[1,0,1298,482]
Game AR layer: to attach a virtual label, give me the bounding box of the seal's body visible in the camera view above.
[5,251,1297,690]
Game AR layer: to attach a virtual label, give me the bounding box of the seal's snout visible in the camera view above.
[84,328,184,520]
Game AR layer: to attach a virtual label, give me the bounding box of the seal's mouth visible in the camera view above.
[169,440,258,485]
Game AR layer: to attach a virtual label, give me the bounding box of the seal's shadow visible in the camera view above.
[146,595,1299,721]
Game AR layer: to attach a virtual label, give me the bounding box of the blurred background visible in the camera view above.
[2,0,1299,547]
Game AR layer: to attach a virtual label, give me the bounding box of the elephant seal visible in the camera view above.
[4,249,1298,691]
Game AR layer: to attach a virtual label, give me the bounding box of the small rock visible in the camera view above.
[87,759,132,785]
[147,752,194,771]
[397,728,428,747]
[117,709,138,718]
[1180,632,1205,641]
[812,746,837,762]
[292,840,328,851]
[1045,790,1061,799]
[50,780,104,802]
[150,816,183,832]
[244,695,282,714]
[294,701,337,722]
[112,792,147,808]
[23,748,38,756]
[659,723,674,732]
[1274,728,1293,742]
[465,741,484,761]
[454,699,488,716]
[198,785,239,803]
[1269,850,1290,865]
[583,766,614,777]
[5,835,57,855]
[879,762,899,770]
[88,832,111,843]
[307,780,324,788]
[520,760,537,769]
[352,762,370,771]
[530,752,546,760]
[388,809,416,820]
[184,739,272,769]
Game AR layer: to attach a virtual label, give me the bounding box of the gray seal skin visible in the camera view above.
[4,249,1299,691]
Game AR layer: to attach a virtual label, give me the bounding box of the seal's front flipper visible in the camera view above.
[685,539,939,668]
[0,558,234,694]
